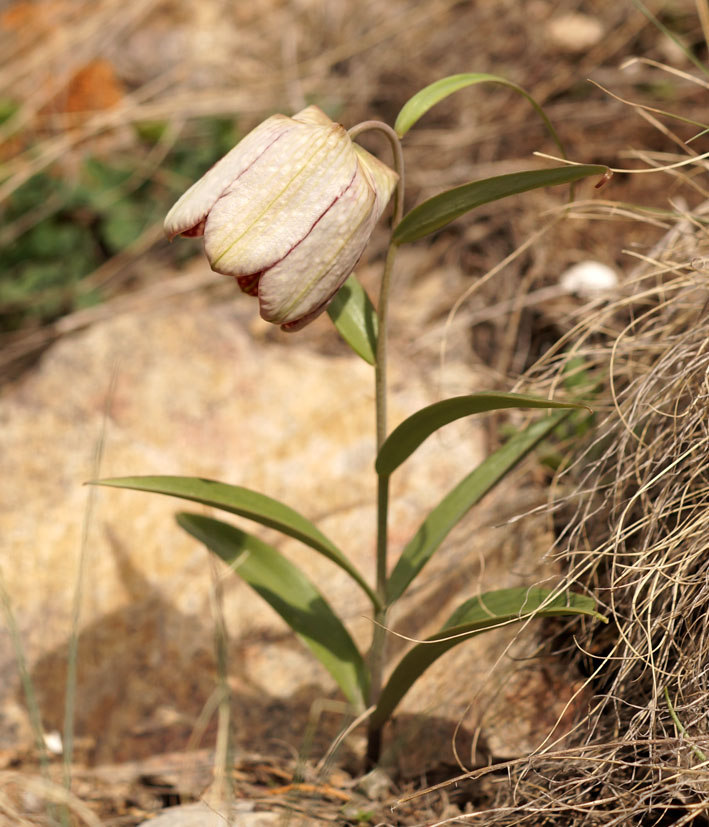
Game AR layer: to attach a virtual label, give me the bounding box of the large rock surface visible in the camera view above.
[1,286,577,772]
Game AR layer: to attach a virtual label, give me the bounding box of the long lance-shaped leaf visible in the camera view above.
[177,512,369,710]
[395,74,565,153]
[392,165,607,245]
[376,392,587,477]
[327,275,378,365]
[370,587,604,731]
[92,476,380,609]
[387,411,571,604]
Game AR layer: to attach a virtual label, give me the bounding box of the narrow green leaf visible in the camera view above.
[326,275,378,365]
[92,475,380,609]
[376,392,587,476]
[177,513,369,709]
[395,73,565,154]
[370,586,604,730]
[393,165,607,245]
[387,411,571,604]
[630,0,709,79]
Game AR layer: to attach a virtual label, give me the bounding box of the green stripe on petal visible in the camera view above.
[205,121,357,276]
[257,164,377,325]
[353,145,398,220]
[164,114,293,240]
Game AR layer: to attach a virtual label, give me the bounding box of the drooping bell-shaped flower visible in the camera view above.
[164,105,398,331]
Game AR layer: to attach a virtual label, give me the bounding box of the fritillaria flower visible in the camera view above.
[164,105,398,331]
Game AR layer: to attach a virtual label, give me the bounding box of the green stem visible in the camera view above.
[349,119,405,767]
[365,242,398,769]
[664,686,707,763]
[348,121,405,227]
[368,242,399,703]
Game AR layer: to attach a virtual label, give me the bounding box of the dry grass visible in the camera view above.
[404,109,709,824]
[532,219,709,826]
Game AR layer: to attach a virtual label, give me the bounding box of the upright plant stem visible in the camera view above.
[366,242,398,768]
[349,120,405,766]
[369,241,399,700]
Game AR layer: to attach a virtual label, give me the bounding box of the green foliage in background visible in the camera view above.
[0,113,240,333]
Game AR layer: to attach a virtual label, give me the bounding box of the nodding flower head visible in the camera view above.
[164,105,398,331]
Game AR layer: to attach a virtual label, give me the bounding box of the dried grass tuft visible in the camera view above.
[437,198,709,826]
[395,43,709,814]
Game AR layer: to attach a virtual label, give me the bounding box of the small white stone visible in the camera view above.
[137,801,276,827]
[547,12,604,54]
[43,730,63,755]
[560,260,618,297]
[356,767,392,801]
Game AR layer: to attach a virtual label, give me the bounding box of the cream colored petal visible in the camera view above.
[203,118,357,277]
[163,113,293,240]
[257,163,377,327]
[353,144,399,221]
[291,104,336,127]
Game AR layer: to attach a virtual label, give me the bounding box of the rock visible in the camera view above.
[560,260,618,297]
[0,284,577,770]
[136,801,280,826]
[547,12,604,54]
[355,767,391,801]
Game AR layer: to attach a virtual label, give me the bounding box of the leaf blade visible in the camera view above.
[326,275,378,365]
[92,475,380,609]
[178,512,369,709]
[387,411,571,604]
[376,392,587,476]
[395,73,564,152]
[370,587,603,730]
[393,165,607,245]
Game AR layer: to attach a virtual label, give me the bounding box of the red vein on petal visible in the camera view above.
[167,127,292,241]
[233,169,359,303]
[211,129,350,269]
[261,168,358,271]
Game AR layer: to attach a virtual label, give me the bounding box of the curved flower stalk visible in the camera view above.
[165,105,398,331]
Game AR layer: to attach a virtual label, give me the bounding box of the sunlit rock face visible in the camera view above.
[1,290,571,767]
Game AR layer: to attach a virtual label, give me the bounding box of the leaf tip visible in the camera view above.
[594,168,613,189]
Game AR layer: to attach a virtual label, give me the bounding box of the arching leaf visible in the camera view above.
[370,587,603,730]
[395,73,564,153]
[393,165,607,245]
[92,475,380,609]
[178,512,369,709]
[387,411,571,604]
[376,392,587,476]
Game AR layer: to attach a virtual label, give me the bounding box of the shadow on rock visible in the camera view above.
[23,532,359,767]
